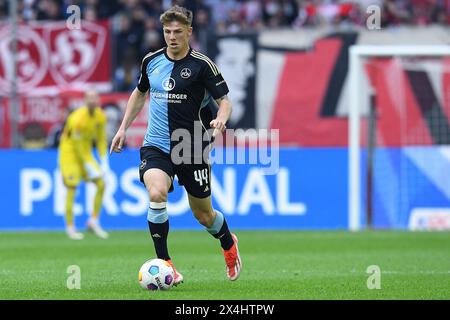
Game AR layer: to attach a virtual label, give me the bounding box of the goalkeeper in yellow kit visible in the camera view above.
[58,90,109,240]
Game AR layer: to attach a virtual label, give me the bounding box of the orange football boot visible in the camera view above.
[223,233,242,281]
[166,259,184,286]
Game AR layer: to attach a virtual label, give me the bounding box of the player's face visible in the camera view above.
[163,21,192,56]
[85,90,100,110]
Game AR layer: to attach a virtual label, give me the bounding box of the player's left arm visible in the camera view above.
[200,57,232,135]
[210,95,232,135]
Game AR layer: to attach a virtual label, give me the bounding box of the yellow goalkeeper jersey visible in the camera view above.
[59,105,107,165]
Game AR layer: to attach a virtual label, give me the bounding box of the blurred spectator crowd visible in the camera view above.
[1,0,448,29]
[0,0,449,92]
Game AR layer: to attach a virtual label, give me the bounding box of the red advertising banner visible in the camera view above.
[0,20,111,95]
[0,93,148,148]
[0,98,10,147]
[99,93,148,149]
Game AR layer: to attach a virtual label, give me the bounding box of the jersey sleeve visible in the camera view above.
[137,55,151,93]
[201,59,229,100]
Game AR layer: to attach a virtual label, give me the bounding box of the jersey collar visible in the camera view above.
[164,46,192,63]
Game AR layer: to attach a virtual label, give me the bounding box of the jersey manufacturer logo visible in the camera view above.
[162,77,176,91]
[180,68,191,79]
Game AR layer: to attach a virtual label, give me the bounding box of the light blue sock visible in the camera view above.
[206,210,224,235]
[147,207,168,223]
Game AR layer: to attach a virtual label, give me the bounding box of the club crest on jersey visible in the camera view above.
[180,68,191,79]
[162,77,176,91]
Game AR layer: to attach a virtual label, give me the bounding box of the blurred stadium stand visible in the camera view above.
[0,0,449,148]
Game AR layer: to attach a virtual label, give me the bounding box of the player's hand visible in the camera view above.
[210,118,227,137]
[110,129,126,154]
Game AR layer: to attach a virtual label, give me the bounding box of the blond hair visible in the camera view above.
[160,5,193,26]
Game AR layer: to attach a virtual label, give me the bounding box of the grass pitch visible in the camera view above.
[0,230,449,300]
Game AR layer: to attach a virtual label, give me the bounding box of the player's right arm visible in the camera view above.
[110,88,148,153]
[110,55,151,154]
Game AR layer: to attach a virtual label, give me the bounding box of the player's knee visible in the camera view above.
[64,182,79,189]
[94,178,105,192]
[63,176,80,189]
[149,188,167,203]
